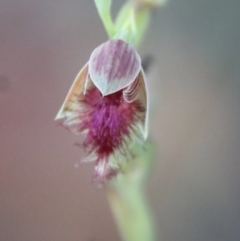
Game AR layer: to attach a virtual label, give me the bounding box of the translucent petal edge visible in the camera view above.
[137,69,149,140]
[55,63,89,120]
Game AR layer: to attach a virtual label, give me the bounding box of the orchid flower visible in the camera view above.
[55,39,148,181]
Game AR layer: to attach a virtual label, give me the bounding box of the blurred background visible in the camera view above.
[0,0,240,241]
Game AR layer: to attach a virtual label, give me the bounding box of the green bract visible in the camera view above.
[94,0,150,48]
[115,2,150,48]
[94,0,115,37]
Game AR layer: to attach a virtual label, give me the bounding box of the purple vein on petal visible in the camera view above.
[89,39,141,96]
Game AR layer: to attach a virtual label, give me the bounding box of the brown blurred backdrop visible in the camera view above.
[0,1,240,241]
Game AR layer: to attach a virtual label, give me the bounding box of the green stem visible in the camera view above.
[94,0,115,37]
[107,183,157,241]
[107,142,157,241]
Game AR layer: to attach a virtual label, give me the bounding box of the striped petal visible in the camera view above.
[133,69,149,139]
[89,39,141,96]
[55,63,89,120]
[123,74,141,103]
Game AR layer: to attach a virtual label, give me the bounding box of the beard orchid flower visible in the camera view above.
[55,39,149,181]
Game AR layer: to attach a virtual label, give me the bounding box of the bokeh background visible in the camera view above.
[1,0,240,241]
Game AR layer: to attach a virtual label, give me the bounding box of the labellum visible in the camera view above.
[55,39,149,181]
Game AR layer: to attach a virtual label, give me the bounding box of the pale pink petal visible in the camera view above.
[89,39,141,96]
